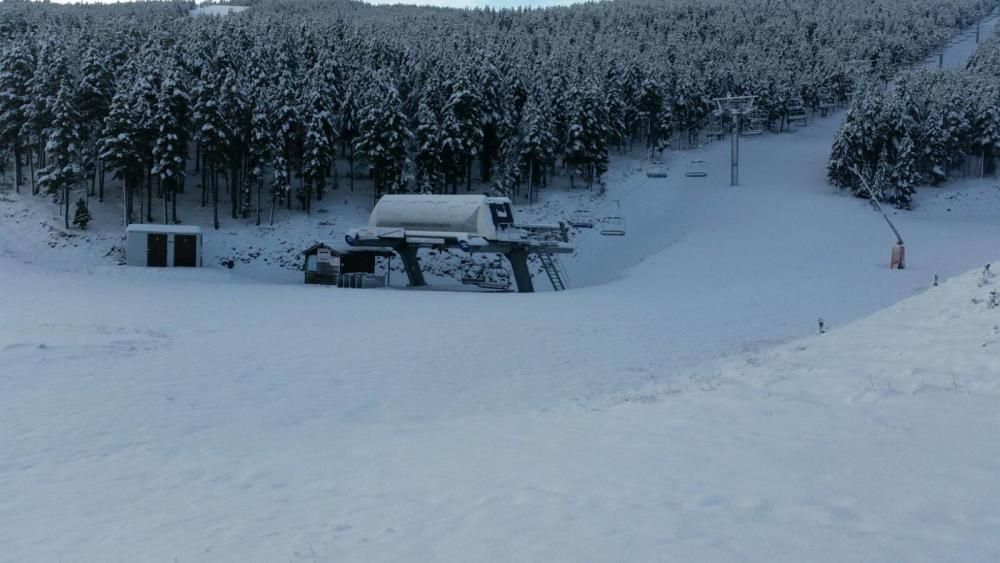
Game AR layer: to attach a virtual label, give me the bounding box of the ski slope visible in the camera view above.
[1,237,998,562]
[2,11,1000,563]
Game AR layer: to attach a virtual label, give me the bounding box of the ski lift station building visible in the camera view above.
[125,223,203,267]
[346,194,573,292]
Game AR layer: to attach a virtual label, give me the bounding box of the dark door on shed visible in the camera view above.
[341,252,376,274]
[147,233,168,267]
[174,235,197,267]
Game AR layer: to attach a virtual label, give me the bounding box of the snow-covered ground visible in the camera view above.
[2,11,1000,563]
[920,6,1000,70]
[1,234,997,562]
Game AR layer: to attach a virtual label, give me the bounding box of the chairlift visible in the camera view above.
[567,209,595,229]
[460,261,511,291]
[645,165,669,178]
[600,200,627,237]
[787,102,808,126]
[741,111,765,136]
[817,87,837,115]
[685,159,708,178]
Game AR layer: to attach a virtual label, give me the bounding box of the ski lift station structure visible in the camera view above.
[345,194,573,293]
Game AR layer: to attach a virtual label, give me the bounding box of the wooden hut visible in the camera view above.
[302,243,393,287]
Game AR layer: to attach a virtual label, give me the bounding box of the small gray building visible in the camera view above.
[302,243,392,287]
[126,224,203,267]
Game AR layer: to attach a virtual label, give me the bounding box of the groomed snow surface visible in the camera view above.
[2,228,999,562]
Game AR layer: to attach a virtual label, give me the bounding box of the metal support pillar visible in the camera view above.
[506,249,535,293]
[731,113,740,186]
[396,246,426,287]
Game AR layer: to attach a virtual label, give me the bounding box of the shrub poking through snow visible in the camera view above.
[72,198,91,230]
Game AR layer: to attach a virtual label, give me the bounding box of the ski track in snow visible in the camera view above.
[1,14,1000,563]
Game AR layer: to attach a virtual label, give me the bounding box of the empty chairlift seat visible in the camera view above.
[600,216,627,236]
[685,159,708,178]
[786,103,808,127]
[460,262,511,291]
[741,110,767,136]
[646,165,669,178]
[567,209,595,229]
[599,200,627,237]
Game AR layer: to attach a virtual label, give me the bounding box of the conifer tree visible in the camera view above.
[441,77,484,192]
[76,45,114,201]
[414,100,443,194]
[100,83,145,225]
[37,79,83,229]
[0,41,33,192]
[519,95,556,202]
[151,68,190,224]
[73,198,92,230]
[192,73,229,229]
[354,80,410,202]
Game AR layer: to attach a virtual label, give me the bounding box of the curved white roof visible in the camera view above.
[125,224,203,235]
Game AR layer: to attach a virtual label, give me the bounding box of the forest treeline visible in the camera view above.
[0,0,990,228]
[829,24,1000,208]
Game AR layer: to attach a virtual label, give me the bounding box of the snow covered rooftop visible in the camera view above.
[125,224,203,235]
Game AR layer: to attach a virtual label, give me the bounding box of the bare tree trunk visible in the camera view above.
[90,146,98,197]
[212,165,219,230]
[145,166,153,223]
[123,176,133,226]
[230,159,238,219]
[269,176,276,226]
[138,173,144,224]
[527,159,533,205]
[13,145,21,194]
[348,152,354,192]
[163,177,169,224]
[201,164,208,207]
[28,149,36,195]
[172,179,178,224]
[98,160,105,202]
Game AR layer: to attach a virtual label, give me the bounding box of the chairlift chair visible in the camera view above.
[568,209,595,229]
[645,165,669,178]
[817,87,836,116]
[787,102,808,126]
[703,112,727,140]
[685,159,708,178]
[600,216,626,237]
[599,200,627,237]
[741,111,765,136]
[461,262,511,291]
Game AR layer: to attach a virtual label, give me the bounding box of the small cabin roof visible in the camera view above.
[126,223,203,235]
[302,242,392,258]
[375,194,511,206]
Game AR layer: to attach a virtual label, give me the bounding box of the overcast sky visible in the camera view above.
[49,0,588,7]
[364,0,584,6]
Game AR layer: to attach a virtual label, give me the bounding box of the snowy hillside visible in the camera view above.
[1,228,997,561]
[3,0,1000,561]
